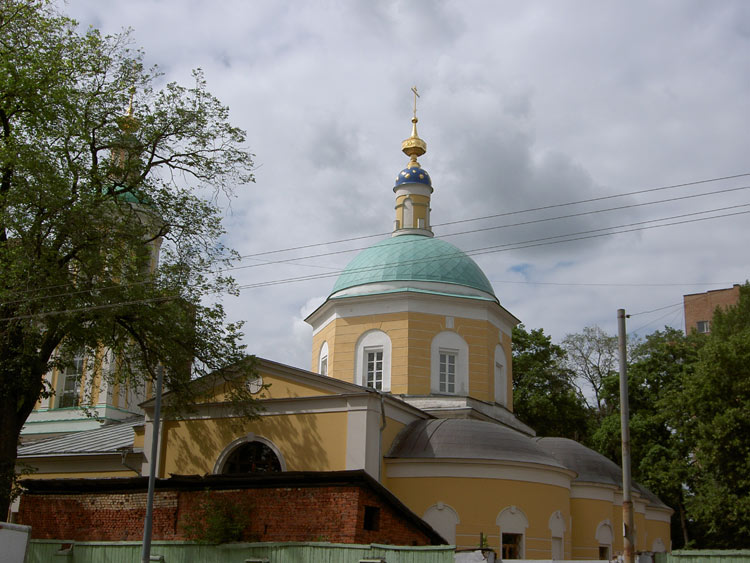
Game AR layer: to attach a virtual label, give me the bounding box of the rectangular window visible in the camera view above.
[58,355,84,408]
[439,351,456,393]
[502,533,522,559]
[363,505,380,531]
[599,545,611,559]
[366,349,383,390]
[696,320,710,333]
[320,356,328,376]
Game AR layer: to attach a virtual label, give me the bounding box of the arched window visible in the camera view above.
[214,435,286,474]
[494,344,507,406]
[431,331,469,395]
[423,502,460,545]
[354,330,392,391]
[548,510,566,560]
[318,341,329,376]
[497,505,528,559]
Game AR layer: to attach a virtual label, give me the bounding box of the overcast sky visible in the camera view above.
[66,0,750,370]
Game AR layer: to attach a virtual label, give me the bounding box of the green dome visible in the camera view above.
[331,235,496,298]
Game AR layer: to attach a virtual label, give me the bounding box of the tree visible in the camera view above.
[511,325,592,441]
[560,325,619,417]
[673,283,750,547]
[590,327,701,548]
[0,1,256,518]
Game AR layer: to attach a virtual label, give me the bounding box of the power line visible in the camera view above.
[2,207,746,320]
[234,206,750,291]
[236,172,750,260]
[225,193,750,273]
[4,173,747,302]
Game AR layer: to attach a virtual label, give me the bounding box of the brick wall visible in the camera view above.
[18,474,440,546]
[684,284,741,334]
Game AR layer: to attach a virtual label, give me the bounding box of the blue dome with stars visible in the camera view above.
[395,165,431,188]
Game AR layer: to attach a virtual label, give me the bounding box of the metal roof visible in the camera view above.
[18,417,142,457]
[536,437,670,509]
[331,235,496,297]
[386,419,566,469]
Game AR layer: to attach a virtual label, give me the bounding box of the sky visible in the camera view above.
[65,0,750,370]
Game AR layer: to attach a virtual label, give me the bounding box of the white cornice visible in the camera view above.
[386,458,574,488]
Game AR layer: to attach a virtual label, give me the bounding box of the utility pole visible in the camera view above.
[617,309,635,563]
[141,365,164,563]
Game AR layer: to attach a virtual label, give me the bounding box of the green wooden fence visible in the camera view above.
[655,550,750,563]
[26,540,455,563]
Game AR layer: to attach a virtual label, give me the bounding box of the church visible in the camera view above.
[17,104,672,559]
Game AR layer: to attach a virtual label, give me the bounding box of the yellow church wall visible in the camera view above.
[159,411,349,477]
[569,496,616,560]
[385,475,570,555]
[315,310,508,403]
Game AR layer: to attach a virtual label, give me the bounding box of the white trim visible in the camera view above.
[318,341,329,376]
[386,458,574,488]
[354,330,392,391]
[569,483,617,501]
[331,280,495,302]
[494,344,507,406]
[213,433,287,474]
[394,184,433,198]
[307,288,519,336]
[645,507,673,522]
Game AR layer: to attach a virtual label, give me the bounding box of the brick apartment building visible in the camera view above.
[683,284,741,334]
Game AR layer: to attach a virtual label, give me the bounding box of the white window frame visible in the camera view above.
[696,320,710,333]
[58,354,85,408]
[365,347,384,390]
[439,349,457,393]
[318,341,329,376]
[430,331,469,395]
[354,330,391,391]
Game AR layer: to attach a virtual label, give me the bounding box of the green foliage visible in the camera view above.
[674,283,750,547]
[0,0,257,517]
[512,324,592,441]
[182,491,252,544]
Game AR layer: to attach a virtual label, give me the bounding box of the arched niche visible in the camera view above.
[423,502,460,545]
[430,330,469,395]
[548,510,566,560]
[354,329,392,391]
[494,343,508,406]
[497,505,528,559]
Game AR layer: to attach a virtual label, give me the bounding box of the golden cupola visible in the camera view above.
[392,87,433,237]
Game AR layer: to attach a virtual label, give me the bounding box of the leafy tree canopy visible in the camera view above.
[511,324,591,441]
[0,1,256,517]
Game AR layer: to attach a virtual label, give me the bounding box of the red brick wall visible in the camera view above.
[18,485,432,545]
[684,284,740,334]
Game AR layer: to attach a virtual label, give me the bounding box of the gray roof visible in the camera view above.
[536,437,670,509]
[536,437,622,486]
[387,419,566,469]
[18,417,142,457]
